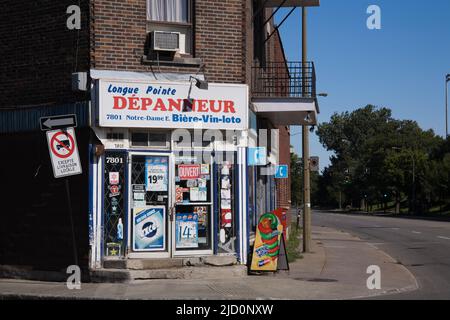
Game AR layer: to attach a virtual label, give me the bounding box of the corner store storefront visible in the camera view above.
[88,71,251,268]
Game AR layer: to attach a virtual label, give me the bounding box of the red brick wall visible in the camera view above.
[0,1,90,107]
[276,125,292,209]
[92,0,246,83]
[0,0,249,108]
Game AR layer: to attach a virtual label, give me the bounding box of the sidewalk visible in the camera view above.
[0,226,418,300]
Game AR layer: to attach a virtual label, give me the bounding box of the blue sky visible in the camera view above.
[276,0,450,170]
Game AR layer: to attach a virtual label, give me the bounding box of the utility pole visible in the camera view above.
[302,6,311,253]
[411,151,416,214]
[446,74,450,138]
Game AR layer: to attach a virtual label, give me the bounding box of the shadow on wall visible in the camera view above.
[0,128,92,271]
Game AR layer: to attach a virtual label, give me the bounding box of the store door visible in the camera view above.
[128,152,172,258]
[172,155,214,256]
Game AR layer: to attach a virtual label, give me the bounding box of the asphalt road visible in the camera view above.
[313,210,450,299]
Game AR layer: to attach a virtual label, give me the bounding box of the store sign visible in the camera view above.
[133,207,165,251]
[97,79,248,130]
[145,157,168,192]
[178,164,200,180]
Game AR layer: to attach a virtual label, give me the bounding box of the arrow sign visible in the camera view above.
[40,114,77,131]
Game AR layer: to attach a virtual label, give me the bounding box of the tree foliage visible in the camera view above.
[314,105,449,213]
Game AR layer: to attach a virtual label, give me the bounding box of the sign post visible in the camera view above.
[44,121,82,266]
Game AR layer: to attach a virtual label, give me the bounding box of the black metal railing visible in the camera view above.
[251,61,316,98]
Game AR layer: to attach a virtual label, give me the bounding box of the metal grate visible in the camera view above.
[251,61,316,98]
[153,31,180,51]
[104,152,126,257]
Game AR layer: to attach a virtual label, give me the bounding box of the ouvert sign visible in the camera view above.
[96,79,249,130]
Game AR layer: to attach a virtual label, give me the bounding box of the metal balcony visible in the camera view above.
[251,61,319,126]
[251,61,316,99]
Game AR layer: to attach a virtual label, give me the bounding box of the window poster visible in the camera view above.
[201,164,209,174]
[194,206,207,226]
[198,187,207,201]
[176,213,199,248]
[194,206,208,244]
[178,164,200,180]
[145,157,168,192]
[133,206,166,251]
[132,184,146,208]
[190,187,199,202]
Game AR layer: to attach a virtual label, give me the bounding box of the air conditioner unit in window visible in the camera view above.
[151,31,180,52]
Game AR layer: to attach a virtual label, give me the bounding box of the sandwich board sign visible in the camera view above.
[46,127,82,178]
[250,211,286,272]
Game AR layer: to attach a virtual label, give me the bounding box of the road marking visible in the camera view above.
[391,228,400,230]
[437,236,450,240]
[412,231,422,234]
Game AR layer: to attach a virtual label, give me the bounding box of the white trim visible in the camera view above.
[89,156,97,269]
[95,156,103,268]
[237,147,248,264]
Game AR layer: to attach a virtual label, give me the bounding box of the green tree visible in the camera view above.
[315,105,448,214]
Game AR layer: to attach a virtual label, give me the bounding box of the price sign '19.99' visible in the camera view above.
[145,156,168,192]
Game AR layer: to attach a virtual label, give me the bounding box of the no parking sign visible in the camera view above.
[46,127,82,178]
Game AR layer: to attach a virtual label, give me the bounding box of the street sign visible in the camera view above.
[310,156,319,172]
[275,165,289,178]
[46,128,82,178]
[40,114,77,131]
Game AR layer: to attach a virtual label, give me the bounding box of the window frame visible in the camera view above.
[147,0,193,25]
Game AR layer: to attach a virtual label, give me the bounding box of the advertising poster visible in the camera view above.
[176,213,199,248]
[145,157,168,192]
[250,212,284,272]
[133,207,166,251]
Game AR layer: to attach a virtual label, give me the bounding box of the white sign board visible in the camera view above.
[97,79,249,130]
[46,128,82,178]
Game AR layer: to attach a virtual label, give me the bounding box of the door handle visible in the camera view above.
[169,206,175,221]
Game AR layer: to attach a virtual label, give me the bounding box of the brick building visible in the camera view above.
[0,0,319,279]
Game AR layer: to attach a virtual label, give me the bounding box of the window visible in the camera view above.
[106,132,125,141]
[146,0,193,56]
[147,0,189,23]
[131,131,170,148]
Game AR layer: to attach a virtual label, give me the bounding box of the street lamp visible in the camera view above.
[392,147,415,214]
[446,74,450,138]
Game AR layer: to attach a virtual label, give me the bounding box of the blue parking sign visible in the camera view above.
[275,165,288,178]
